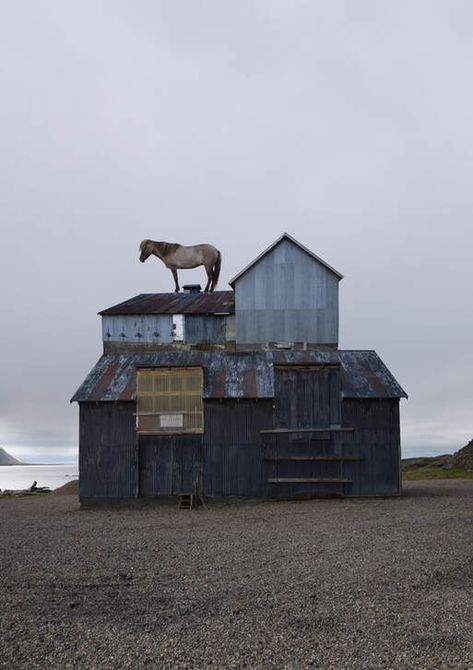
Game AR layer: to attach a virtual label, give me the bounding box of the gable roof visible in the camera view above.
[229,233,343,287]
[99,291,235,316]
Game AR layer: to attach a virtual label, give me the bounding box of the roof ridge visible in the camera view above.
[229,233,343,287]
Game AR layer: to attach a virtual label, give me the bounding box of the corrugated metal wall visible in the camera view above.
[184,315,226,344]
[202,400,273,496]
[341,399,401,496]
[102,315,173,344]
[262,432,348,498]
[78,395,401,499]
[263,366,345,497]
[235,238,339,345]
[139,435,202,495]
[79,402,137,498]
[274,365,341,428]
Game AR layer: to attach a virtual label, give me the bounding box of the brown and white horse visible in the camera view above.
[139,239,222,293]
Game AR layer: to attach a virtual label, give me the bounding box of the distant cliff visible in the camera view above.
[453,438,473,471]
[0,448,24,466]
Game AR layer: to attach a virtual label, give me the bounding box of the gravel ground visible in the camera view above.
[1,481,473,670]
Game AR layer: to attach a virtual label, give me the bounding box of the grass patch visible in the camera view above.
[403,467,473,480]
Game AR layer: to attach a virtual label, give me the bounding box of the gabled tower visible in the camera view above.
[230,233,342,349]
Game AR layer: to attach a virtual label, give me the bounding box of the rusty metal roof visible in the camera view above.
[71,351,272,401]
[99,291,235,316]
[71,350,406,402]
[271,350,407,399]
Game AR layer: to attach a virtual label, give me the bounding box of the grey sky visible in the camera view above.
[1,1,472,462]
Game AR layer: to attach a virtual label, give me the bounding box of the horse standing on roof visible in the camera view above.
[139,239,222,293]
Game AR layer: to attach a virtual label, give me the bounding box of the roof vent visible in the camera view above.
[273,342,294,350]
[183,284,202,294]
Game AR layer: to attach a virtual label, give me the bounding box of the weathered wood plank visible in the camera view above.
[268,477,352,483]
[260,427,354,434]
[264,456,364,461]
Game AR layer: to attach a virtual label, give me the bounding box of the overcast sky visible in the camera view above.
[1,1,472,462]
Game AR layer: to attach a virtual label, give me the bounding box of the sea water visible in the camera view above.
[0,465,78,491]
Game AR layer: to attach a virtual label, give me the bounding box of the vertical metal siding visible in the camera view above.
[263,433,346,498]
[235,238,339,345]
[78,395,401,500]
[184,315,226,344]
[264,366,345,498]
[203,400,274,496]
[225,315,236,341]
[139,435,202,495]
[341,399,401,496]
[102,315,173,344]
[273,366,341,428]
[79,402,138,499]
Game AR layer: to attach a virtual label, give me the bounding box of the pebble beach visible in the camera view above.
[1,480,473,669]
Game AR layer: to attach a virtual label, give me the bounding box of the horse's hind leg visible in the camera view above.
[171,268,180,293]
[204,267,212,292]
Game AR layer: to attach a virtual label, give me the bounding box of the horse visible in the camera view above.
[139,239,222,293]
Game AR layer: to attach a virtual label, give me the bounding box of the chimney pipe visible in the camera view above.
[182,284,202,294]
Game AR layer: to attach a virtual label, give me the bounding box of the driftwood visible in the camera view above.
[0,481,51,497]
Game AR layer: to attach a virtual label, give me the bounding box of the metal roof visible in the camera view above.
[271,350,407,399]
[99,291,235,316]
[71,350,407,403]
[71,351,273,402]
[229,233,344,287]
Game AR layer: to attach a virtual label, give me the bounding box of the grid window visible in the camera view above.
[136,367,204,434]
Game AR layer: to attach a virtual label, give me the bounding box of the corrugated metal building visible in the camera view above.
[72,233,407,502]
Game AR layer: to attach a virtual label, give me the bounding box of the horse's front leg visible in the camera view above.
[171,268,180,293]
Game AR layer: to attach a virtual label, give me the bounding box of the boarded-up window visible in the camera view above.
[136,367,204,434]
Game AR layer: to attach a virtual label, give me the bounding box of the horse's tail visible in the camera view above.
[212,250,222,291]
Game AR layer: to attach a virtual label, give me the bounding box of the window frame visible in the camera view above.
[135,366,204,435]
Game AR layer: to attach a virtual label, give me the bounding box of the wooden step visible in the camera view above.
[177,494,195,510]
[268,478,352,484]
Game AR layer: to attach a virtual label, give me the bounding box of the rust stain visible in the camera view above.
[243,369,257,397]
[87,359,120,401]
[72,350,407,403]
[99,291,235,316]
[211,368,227,398]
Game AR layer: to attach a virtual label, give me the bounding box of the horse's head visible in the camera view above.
[139,239,152,262]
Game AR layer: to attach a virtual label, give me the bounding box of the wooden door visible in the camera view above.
[264,365,346,498]
[274,365,341,429]
[139,435,201,496]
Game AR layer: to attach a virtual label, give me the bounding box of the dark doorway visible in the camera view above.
[139,435,202,496]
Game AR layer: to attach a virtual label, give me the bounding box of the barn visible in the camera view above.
[72,233,407,503]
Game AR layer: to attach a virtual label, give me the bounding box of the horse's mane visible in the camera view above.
[140,239,181,256]
[158,241,181,256]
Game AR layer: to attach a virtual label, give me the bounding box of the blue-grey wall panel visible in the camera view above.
[235,238,340,345]
[184,315,226,344]
[102,315,173,344]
